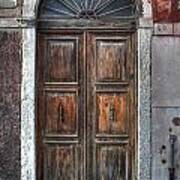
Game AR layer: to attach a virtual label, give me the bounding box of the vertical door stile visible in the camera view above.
[83,31,87,180]
[86,31,92,180]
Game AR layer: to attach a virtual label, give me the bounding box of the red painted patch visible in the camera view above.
[152,0,180,22]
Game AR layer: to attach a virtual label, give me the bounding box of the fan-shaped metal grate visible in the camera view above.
[39,0,137,21]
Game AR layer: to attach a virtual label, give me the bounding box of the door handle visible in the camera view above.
[59,103,64,123]
[169,134,177,180]
[109,102,116,123]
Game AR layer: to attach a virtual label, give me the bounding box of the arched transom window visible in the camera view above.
[39,0,137,26]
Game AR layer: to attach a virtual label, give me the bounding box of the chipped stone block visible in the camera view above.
[138,28,152,180]
[154,23,173,35]
[21,28,36,180]
[0,0,17,8]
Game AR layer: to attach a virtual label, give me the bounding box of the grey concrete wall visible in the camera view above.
[152,36,180,180]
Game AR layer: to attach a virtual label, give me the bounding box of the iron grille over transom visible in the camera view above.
[39,0,137,23]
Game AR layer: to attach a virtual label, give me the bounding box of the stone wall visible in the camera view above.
[0,31,21,180]
[0,1,22,180]
[0,0,21,17]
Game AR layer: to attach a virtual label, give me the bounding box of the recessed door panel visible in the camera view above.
[96,92,127,135]
[96,145,128,180]
[45,38,78,82]
[44,145,79,180]
[45,91,78,135]
[96,38,128,82]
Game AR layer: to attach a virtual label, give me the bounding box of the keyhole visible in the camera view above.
[59,103,64,123]
[109,102,116,122]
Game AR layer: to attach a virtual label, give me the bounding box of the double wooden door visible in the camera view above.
[37,30,136,180]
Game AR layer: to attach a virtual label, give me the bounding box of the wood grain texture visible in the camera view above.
[37,31,85,180]
[86,32,136,180]
[37,30,137,180]
[44,145,77,180]
[96,40,127,82]
[46,39,78,82]
[45,92,77,135]
[96,145,127,180]
[97,93,127,134]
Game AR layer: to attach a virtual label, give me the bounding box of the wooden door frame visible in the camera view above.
[35,27,138,180]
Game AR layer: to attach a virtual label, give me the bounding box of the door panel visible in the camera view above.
[45,91,78,135]
[86,32,136,180]
[96,92,127,135]
[37,30,136,180]
[96,38,128,82]
[37,31,85,180]
[45,37,79,82]
[44,144,79,180]
[96,144,127,180]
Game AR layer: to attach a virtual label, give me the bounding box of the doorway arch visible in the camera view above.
[21,1,153,180]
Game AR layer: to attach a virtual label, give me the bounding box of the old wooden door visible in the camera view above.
[36,30,136,180]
